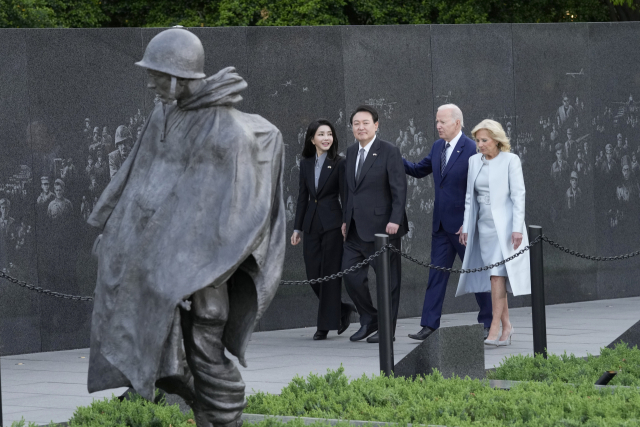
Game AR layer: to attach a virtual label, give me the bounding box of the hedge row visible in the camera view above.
[12,344,640,426]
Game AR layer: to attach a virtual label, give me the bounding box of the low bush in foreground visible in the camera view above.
[488,342,640,386]
[246,366,640,426]
[8,396,352,427]
[13,344,640,426]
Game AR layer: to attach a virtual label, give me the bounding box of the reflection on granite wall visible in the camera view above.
[0,24,638,354]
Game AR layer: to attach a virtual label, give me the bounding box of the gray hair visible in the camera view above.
[437,104,464,128]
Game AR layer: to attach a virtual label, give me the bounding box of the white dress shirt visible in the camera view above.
[444,130,463,163]
[355,135,377,178]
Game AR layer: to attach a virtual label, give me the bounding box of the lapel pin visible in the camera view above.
[457,150,460,153]
[328,166,332,168]
[373,153,378,156]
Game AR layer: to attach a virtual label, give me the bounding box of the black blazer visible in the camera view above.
[294,155,345,234]
[343,137,408,242]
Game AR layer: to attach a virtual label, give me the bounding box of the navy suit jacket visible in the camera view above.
[404,132,476,234]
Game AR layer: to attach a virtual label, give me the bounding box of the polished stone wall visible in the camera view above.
[0,24,638,354]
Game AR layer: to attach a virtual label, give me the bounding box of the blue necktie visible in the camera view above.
[356,148,365,182]
[441,142,450,177]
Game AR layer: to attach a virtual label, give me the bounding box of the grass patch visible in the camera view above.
[246,366,640,426]
[488,342,640,386]
[11,343,640,426]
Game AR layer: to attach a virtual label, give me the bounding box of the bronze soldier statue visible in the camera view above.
[87,28,285,427]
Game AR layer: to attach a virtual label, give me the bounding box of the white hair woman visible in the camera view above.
[456,119,531,346]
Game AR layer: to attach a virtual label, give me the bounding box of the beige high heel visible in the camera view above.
[498,326,514,346]
[484,338,500,346]
[484,328,500,346]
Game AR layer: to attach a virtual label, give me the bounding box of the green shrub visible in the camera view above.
[488,342,640,386]
[17,392,355,427]
[11,419,41,427]
[66,393,194,426]
[246,366,640,426]
[14,343,640,426]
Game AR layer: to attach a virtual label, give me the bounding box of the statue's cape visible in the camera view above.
[86,67,285,400]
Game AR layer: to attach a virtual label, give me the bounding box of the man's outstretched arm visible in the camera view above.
[403,144,434,178]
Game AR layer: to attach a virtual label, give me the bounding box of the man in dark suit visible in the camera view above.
[403,104,492,340]
[341,105,408,343]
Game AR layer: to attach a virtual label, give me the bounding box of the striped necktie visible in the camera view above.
[440,142,451,177]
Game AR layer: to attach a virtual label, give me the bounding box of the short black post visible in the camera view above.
[375,233,394,376]
[0,351,3,427]
[595,371,617,385]
[528,225,548,359]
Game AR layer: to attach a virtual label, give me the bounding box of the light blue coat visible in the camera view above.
[456,152,531,297]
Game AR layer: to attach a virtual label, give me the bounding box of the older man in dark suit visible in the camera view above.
[403,104,492,340]
[341,105,408,343]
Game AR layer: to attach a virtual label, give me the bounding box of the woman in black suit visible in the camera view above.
[291,119,356,340]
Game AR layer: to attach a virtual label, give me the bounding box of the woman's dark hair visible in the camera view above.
[301,119,339,160]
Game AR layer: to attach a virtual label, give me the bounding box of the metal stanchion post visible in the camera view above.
[528,225,548,359]
[374,234,394,376]
[1,353,3,426]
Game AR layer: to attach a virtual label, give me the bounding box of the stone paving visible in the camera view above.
[2,296,638,426]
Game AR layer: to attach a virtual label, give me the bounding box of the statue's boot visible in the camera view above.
[184,285,247,427]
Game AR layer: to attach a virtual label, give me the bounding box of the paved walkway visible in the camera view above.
[2,296,639,426]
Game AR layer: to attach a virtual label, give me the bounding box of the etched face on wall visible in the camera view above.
[54,183,64,199]
[623,165,631,180]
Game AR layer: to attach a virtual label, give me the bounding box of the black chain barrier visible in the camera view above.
[1,234,640,298]
[541,235,640,261]
[279,235,541,286]
[389,235,541,275]
[0,270,94,301]
[279,245,392,285]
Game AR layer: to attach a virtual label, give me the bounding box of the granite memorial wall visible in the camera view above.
[0,23,638,355]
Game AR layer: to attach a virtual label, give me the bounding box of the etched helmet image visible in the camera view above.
[114,125,132,145]
[135,28,205,79]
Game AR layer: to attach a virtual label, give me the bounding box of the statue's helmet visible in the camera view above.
[135,28,205,79]
[114,125,132,145]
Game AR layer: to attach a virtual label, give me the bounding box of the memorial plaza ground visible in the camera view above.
[1,296,638,426]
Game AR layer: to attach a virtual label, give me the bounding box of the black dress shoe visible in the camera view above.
[408,326,435,341]
[350,323,378,341]
[366,332,395,343]
[484,327,490,340]
[313,330,328,340]
[338,303,357,335]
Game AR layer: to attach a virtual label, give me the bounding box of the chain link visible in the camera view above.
[280,235,540,285]
[280,245,393,285]
[388,234,542,275]
[0,270,94,301]
[541,235,640,261]
[1,234,639,297]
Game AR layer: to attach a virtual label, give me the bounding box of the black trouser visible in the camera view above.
[341,220,402,331]
[180,284,246,426]
[303,222,350,331]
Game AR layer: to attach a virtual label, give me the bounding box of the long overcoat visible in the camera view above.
[86,67,285,400]
[456,152,531,296]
